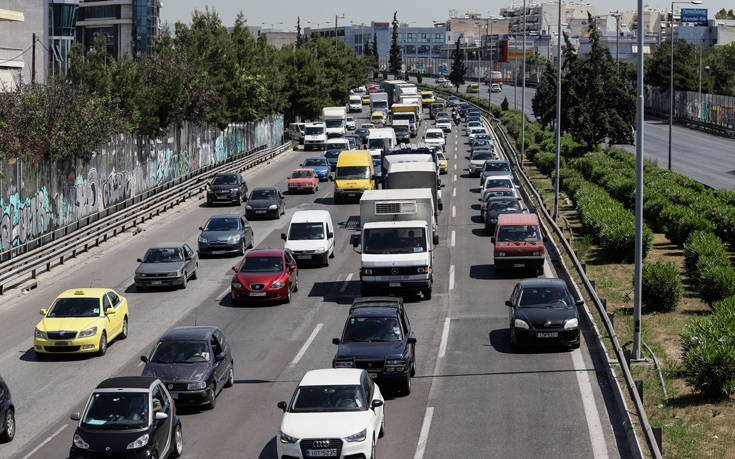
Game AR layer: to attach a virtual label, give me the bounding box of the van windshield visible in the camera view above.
[289,223,325,240]
[325,120,344,128]
[364,228,427,254]
[337,166,370,180]
[497,224,541,242]
[368,138,388,149]
[305,127,324,135]
[393,113,415,122]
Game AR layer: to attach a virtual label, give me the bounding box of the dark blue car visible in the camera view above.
[332,297,417,395]
[0,375,14,443]
[301,157,331,181]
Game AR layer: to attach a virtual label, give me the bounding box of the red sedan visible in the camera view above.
[287,168,319,194]
[230,249,299,304]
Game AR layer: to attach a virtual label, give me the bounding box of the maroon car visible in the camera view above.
[230,249,299,304]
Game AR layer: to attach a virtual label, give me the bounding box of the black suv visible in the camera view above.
[332,297,417,394]
[0,375,14,443]
[206,172,248,206]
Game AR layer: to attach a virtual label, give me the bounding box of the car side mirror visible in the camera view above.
[289,266,296,272]
[350,234,360,247]
[407,337,417,344]
[505,300,513,307]
[198,226,203,231]
[232,266,238,272]
[105,307,115,315]
[371,400,384,410]
[215,353,225,362]
[40,309,47,316]
[70,412,81,421]
[329,176,334,181]
[281,233,287,241]
[137,258,143,263]
[576,299,585,307]
[332,338,341,345]
[490,237,495,242]
[154,412,169,421]
[327,232,334,239]
[140,355,149,363]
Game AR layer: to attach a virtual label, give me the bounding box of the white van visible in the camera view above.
[366,128,397,157]
[281,210,335,266]
[348,94,363,112]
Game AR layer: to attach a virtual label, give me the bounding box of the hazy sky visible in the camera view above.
[161,1,732,30]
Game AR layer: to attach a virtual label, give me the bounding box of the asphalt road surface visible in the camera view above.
[1,105,628,458]
[426,77,735,191]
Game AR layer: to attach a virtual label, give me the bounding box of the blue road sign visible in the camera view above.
[439,64,448,74]
[681,8,707,23]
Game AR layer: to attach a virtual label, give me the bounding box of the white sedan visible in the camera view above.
[424,128,446,147]
[436,118,452,132]
[277,369,385,459]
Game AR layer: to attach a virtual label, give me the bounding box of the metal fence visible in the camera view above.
[645,86,735,133]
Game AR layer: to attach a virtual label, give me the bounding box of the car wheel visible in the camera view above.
[510,325,519,349]
[0,408,14,443]
[248,235,254,249]
[410,356,416,377]
[120,316,128,340]
[207,386,217,410]
[225,365,234,388]
[379,413,385,438]
[206,200,212,207]
[180,273,187,289]
[285,284,292,303]
[97,332,107,356]
[191,265,198,280]
[149,452,158,459]
[293,279,299,293]
[422,286,432,301]
[323,252,329,267]
[433,233,439,245]
[171,423,183,458]
[238,240,246,256]
[34,350,47,361]
[329,248,335,259]
[401,373,412,395]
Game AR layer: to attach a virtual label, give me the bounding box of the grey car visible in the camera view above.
[206,172,248,206]
[197,214,254,256]
[479,160,512,185]
[245,187,285,219]
[135,243,198,290]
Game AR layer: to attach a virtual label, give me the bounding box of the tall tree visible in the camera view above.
[449,37,466,90]
[644,39,699,92]
[373,32,379,58]
[389,12,402,76]
[296,17,303,48]
[363,36,371,57]
[531,61,557,127]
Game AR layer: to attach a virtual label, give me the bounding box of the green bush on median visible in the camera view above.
[640,261,683,313]
[683,231,729,276]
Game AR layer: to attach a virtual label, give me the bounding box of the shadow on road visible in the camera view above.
[258,437,278,459]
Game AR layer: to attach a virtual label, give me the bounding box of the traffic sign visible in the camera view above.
[681,8,707,23]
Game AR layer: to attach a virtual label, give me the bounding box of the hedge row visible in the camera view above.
[682,231,735,305]
[641,261,683,312]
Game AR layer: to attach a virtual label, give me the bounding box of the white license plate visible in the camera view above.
[389,282,401,288]
[347,193,356,197]
[513,263,525,268]
[536,332,558,338]
[255,210,266,214]
[306,449,337,457]
[151,281,163,285]
[55,341,70,346]
[297,255,311,260]
[249,292,267,297]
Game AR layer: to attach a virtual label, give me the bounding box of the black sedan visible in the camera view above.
[141,327,234,410]
[507,278,582,349]
[0,375,14,443]
[355,128,370,145]
[206,172,248,206]
[134,243,198,290]
[245,187,285,219]
[484,197,523,233]
[197,214,254,256]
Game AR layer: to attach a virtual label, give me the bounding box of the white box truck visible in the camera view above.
[351,189,434,300]
[369,92,389,115]
[322,106,346,138]
[384,162,443,238]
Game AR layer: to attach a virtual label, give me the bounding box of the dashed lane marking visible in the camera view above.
[451,230,456,247]
[448,265,455,290]
[340,273,353,293]
[289,323,324,367]
[22,424,68,459]
[413,407,435,459]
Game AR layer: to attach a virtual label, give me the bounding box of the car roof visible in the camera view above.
[290,210,331,223]
[305,122,324,127]
[159,326,217,341]
[57,288,111,298]
[351,296,403,310]
[484,159,509,164]
[246,249,285,257]
[96,376,157,390]
[305,156,328,161]
[326,138,349,144]
[148,242,185,249]
[214,172,238,177]
[497,213,540,225]
[299,369,363,386]
[209,214,241,219]
[518,278,567,288]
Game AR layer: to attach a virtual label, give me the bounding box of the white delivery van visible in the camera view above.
[348,94,363,112]
[366,128,397,157]
[303,122,327,151]
[322,106,347,138]
[281,210,335,267]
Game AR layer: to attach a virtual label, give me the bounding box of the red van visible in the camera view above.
[492,213,546,275]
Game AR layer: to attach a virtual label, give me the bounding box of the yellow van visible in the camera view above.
[333,150,375,203]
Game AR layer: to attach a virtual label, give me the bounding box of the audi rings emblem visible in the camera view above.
[391,267,399,275]
[314,440,331,448]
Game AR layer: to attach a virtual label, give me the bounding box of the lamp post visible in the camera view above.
[610,10,623,72]
[521,0,527,168]
[668,1,703,171]
[553,0,562,219]
[335,14,345,51]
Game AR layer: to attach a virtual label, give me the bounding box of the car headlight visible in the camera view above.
[271,281,285,289]
[279,430,298,444]
[386,359,405,366]
[198,235,207,243]
[564,318,579,330]
[314,246,327,254]
[416,266,429,273]
[245,204,253,210]
[34,328,47,339]
[187,381,206,390]
[126,433,149,450]
[334,360,354,368]
[74,433,90,450]
[231,280,243,289]
[496,251,506,257]
[269,204,278,210]
[361,268,373,275]
[345,428,367,443]
[514,319,530,330]
[227,235,240,243]
[78,326,98,338]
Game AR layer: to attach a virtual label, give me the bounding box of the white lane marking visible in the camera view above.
[454,153,457,160]
[216,286,231,302]
[452,187,456,197]
[453,163,457,170]
[289,323,324,367]
[413,407,435,459]
[453,174,457,182]
[22,423,68,459]
[448,265,455,291]
[439,317,451,358]
[571,350,610,459]
[450,230,456,247]
[137,360,145,367]
[340,273,353,293]
[452,205,456,218]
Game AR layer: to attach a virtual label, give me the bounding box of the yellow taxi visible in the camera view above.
[421,91,435,104]
[361,94,371,104]
[437,151,448,174]
[467,83,480,93]
[34,288,129,357]
[370,111,387,125]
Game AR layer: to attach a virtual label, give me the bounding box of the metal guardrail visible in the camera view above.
[0,142,291,294]
[425,84,662,459]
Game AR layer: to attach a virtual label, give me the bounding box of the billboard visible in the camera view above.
[681,8,708,23]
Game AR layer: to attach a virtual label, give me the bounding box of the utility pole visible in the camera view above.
[521,0,527,168]
[31,32,36,84]
[554,0,562,219]
[610,11,622,72]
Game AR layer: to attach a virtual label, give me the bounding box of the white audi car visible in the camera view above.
[276,369,385,459]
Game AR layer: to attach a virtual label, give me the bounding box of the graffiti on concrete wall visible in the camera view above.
[0,115,284,251]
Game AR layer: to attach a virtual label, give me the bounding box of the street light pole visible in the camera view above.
[554,0,562,219]
[610,11,622,72]
[521,0,527,168]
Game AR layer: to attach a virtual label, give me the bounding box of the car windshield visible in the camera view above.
[337,166,370,180]
[438,153,446,161]
[372,101,388,109]
[468,122,482,128]
[289,223,325,240]
[82,392,148,429]
[290,385,366,412]
[436,113,449,119]
[497,224,541,242]
[303,158,327,167]
[519,286,572,308]
[475,134,491,141]
[485,190,513,198]
[393,114,414,122]
[485,179,512,189]
[489,199,521,212]
[212,175,238,185]
[343,317,402,342]
[325,150,341,158]
[426,132,442,139]
[47,297,100,318]
[364,227,426,254]
[204,216,239,231]
[305,127,324,135]
[325,119,344,128]
[356,129,369,135]
[368,138,387,149]
[394,126,409,134]
[361,123,374,129]
[149,340,211,364]
[471,129,487,135]
[250,189,277,200]
[346,117,354,122]
[472,152,493,161]
[292,170,313,179]
[240,256,283,273]
[143,247,184,263]
[484,162,510,172]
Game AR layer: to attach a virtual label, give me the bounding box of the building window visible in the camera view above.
[418,45,430,55]
[79,5,119,21]
[432,45,442,55]
[406,45,416,54]
[407,33,413,40]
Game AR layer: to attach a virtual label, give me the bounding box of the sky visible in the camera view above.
[161,0,733,30]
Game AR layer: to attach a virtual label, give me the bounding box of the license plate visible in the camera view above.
[389,282,401,288]
[255,210,266,214]
[513,263,525,268]
[297,255,311,260]
[306,449,337,457]
[536,332,558,338]
[211,250,226,255]
[151,281,163,285]
[56,341,70,346]
[249,292,267,297]
[347,193,356,197]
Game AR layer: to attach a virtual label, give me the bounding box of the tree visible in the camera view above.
[296,17,303,48]
[389,12,402,76]
[67,34,112,97]
[372,32,379,58]
[644,39,698,92]
[532,62,557,128]
[449,37,466,90]
[715,8,735,19]
[416,71,422,84]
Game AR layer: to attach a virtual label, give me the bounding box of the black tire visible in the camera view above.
[171,423,183,458]
[207,386,216,410]
[400,374,412,395]
[206,200,212,207]
[379,413,385,438]
[119,316,128,340]
[34,350,47,361]
[150,452,158,459]
[329,249,335,259]
[371,435,376,459]
[433,233,439,245]
[410,356,416,377]
[323,252,329,267]
[97,332,107,356]
[191,266,198,280]
[510,325,519,349]
[224,364,234,388]
[238,241,246,256]
[180,273,187,289]
[293,279,299,293]
[570,340,581,350]
[285,283,292,303]
[422,286,432,301]
[0,408,14,443]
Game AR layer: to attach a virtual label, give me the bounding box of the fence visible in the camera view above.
[645,86,735,133]
[376,56,545,85]
[0,115,284,253]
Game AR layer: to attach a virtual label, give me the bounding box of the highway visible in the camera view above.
[1,104,627,458]
[426,77,735,191]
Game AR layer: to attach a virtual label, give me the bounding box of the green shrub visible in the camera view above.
[640,261,683,312]
[683,231,728,276]
[681,303,735,399]
[697,264,735,306]
[535,151,562,176]
[713,296,735,313]
[525,144,541,162]
[642,193,669,232]
[559,168,584,198]
[659,204,716,245]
